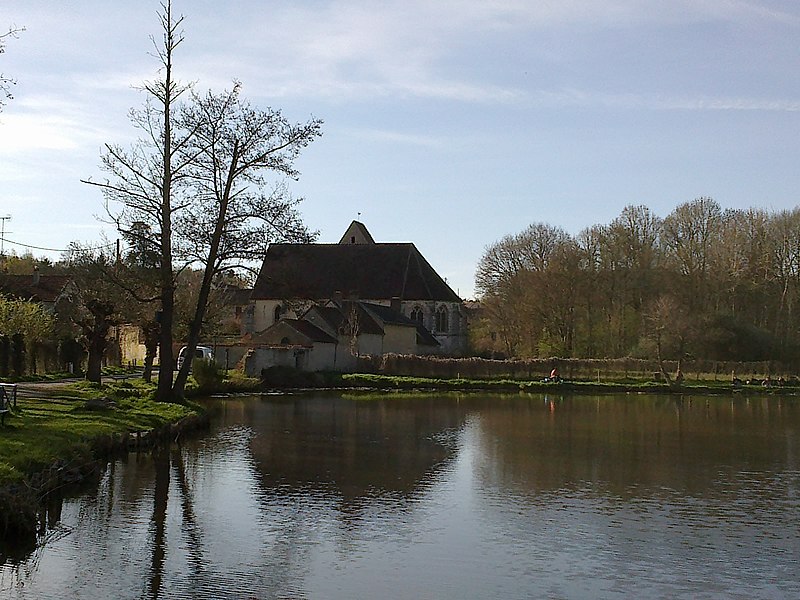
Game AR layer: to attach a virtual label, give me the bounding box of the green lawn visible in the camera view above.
[0,380,197,485]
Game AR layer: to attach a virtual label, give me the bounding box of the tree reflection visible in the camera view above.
[171,445,207,589]
[472,394,800,500]
[148,446,170,599]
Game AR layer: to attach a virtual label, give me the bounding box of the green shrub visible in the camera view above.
[192,358,223,390]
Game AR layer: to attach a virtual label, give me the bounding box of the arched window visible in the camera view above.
[410,306,424,325]
[435,305,449,333]
[273,305,282,324]
[280,336,291,345]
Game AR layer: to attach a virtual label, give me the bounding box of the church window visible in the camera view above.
[435,305,449,333]
[410,306,424,325]
[274,305,283,324]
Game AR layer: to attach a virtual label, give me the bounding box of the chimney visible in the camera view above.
[390,297,401,313]
[333,290,343,305]
[32,266,40,285]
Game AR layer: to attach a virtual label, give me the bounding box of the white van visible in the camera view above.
[177,346,214,371]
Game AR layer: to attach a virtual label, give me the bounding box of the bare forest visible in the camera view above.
[473,197,800,368]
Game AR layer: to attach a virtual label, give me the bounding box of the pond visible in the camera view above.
[1,392,799,599]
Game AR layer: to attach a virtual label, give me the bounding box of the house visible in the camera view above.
[243,298,441,375]
[0,269,73,311]
[0,269,78,373]
[249,221,467,356]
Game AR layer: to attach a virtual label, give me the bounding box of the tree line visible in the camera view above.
[473,198,800,370]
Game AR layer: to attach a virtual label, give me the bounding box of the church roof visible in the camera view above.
[338,220,376,244]
[252,243,461,302]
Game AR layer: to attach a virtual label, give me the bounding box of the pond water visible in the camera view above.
[2,392,800,599]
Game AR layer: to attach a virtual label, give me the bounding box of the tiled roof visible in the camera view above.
[252,243,461,302]
[361,302,418,327]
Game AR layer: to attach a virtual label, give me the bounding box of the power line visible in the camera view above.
[0,237,117,253]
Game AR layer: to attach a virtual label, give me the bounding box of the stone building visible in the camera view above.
[248,221,467,356]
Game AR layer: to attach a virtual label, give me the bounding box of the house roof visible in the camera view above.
[287,319,339,344]
[356,303,439,347]
[415,325,440,347]
[361,302,418,327]
[248,318,338,346]
[252,243,461,302]
[310,303,385,336]
[0,273,71,303]
[218,284,252,306]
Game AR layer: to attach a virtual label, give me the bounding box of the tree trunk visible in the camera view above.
[172,141,239,399]
[141,321,159,383]
[85,325,108,383]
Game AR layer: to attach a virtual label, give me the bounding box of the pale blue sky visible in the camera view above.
[2,0,799,298]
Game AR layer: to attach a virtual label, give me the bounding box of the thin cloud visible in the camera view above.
[523,88,800,112]
[345,128,445,148]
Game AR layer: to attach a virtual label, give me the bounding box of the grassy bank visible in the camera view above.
[0,380,198,487]
[270,371,797,395]
[0,378,212,549]
[350,374,800,394]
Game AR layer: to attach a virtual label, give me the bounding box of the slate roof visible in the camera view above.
[362,302,419,327]
[248,318,338,345]
[0,274,71,303]
[328,301,440,347]
[287,319,339,344]
[252,243,461,302]
[310,303,385,336]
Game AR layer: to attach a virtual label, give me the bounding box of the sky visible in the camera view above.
[1,0,799,299]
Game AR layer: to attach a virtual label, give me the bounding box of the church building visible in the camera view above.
[246,221,467,362]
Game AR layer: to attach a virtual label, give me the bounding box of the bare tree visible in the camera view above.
[83,1,195,400]
[170,85,322,397]
[0,25,24,112]
[84,3,321,400]
[643,295,691,388]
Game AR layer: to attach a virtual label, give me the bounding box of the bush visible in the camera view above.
[192,358,223,390]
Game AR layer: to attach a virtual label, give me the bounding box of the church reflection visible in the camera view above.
[232,393,469,507]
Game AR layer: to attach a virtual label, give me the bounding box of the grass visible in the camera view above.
[0,379,197,486]
[335,373,797,395]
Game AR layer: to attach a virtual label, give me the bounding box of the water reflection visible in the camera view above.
[1,392,799,599]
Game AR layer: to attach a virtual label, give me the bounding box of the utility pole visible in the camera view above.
[0,215,10,257]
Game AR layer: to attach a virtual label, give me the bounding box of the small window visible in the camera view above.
[280,336,291,345]
[410,306,424,325]
[435,305,448,333]
[274,305,282,324]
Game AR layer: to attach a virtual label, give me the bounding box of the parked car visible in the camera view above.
[177,345,214,371]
